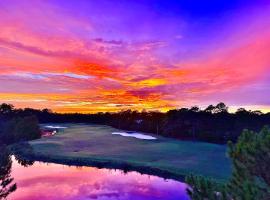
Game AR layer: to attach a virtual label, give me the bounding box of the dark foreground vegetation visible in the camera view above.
[1,102,270,144]
[0,144,35,199]
[0,145,16,199]
[0,104,41,145]
[186,126,270,200]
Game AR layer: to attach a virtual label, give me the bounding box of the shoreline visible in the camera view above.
[10,142,228,183]
[10,142,186,181]
[10,124,231,182]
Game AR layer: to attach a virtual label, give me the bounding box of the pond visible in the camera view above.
[2,154,190,200]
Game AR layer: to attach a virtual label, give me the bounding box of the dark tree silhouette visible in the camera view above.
[214,102,228,113]
[0,145,17,199]
[204,104,215,113]
[1,116,40,144]
[0,103,14,115]
[14,155,34,167]
[186,126,270,200]
[0,102,269,144]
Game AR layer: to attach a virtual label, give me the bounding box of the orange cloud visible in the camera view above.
[0,1,270,113]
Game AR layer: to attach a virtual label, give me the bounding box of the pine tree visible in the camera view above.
[0,145,17,199]
[186,126,270,200]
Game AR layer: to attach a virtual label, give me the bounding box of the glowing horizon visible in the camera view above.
[0,0,270,113]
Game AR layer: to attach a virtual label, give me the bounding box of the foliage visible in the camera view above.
[0,102,270,144]
[186,175,228,200]
[12,142,35,167]
[1,116,41,144]
[0,145,17,199]
[186,126,270,200]
[0,103,14,115]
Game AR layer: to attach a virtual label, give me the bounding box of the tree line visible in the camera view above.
[1,102,269,199]
[1,102,270,144]
[0,103,41,145]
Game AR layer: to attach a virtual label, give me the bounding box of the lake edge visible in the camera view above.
[10,123,231,182]
[10,142,187,181]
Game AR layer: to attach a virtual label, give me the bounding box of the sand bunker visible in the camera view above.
[44,125,68,129]
[112,132,157,140]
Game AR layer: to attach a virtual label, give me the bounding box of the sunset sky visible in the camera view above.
[0,0,270,113]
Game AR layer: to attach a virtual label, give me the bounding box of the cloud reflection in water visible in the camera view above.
[9,158,189,200]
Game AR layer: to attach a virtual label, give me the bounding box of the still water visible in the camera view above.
[3,156,190,200]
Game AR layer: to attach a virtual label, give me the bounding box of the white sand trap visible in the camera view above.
[44,125,68,129]
[112,132,157,140]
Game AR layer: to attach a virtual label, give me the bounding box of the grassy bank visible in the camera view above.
[11,124,231,181]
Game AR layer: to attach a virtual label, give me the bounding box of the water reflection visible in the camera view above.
[0,145,16,199]
[13,154,34,167]
[2,151,189,200]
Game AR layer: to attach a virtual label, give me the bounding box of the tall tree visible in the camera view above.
[0,145,17,199]
[214,102,228,113]
[186,126,270,200]
[0,103,14,115]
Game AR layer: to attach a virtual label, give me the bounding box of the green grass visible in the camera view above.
[15,123,231,181]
